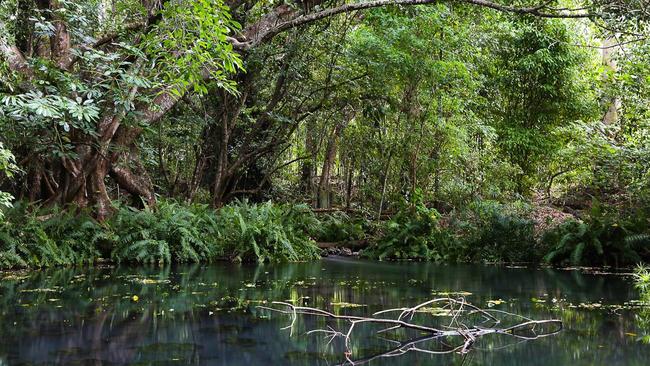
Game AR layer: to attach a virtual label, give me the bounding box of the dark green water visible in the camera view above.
[0,257,648,365]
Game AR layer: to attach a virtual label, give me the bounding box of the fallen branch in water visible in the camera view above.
[260,297,562,365]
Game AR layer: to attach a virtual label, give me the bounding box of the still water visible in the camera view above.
[0,257,648,365]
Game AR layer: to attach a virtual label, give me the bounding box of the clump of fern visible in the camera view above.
[541,200,649,267]
[107,201,220,264]
[636,265,650,297]
[312,211,367,243]
[0,202,101,268]
[0,199,324,268]
[455,200,536,263]
[214,200,321,262]
[364,193,454,262]
[634,265,650,344]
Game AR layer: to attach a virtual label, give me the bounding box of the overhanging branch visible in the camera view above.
[235,0,592,49]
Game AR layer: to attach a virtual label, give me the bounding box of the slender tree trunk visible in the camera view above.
[601,36,620,126]
[317,111,353,208]
[317,138,336,209]
[211,89,248,207]
[301,119,317,203]
[345,157,354,209]
[211,106,231,207]
[377,152,393,221]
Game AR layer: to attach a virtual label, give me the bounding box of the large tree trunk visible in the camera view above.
[14,96,175,220]
[1,0,178,220]
[110,126,156,207]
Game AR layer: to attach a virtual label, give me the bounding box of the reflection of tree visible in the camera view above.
[0,267,189,363]
[0,262,329,364]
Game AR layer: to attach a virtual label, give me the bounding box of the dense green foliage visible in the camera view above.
[0,200,321,268]
[312,211,368,243]
[215,201,321,262]
[635,266,650,298]
[1,197,650,268]
[363,196,453,261]
[541,203,650,266]
[364,198,649,266]
[1,0,649,267]
[455,201,536,263]
[107,202,220,264]
[363,199,535,263]
[0,202,103,268]
[0,142,17,219]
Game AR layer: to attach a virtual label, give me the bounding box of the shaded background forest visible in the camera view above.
[1,0,650,267]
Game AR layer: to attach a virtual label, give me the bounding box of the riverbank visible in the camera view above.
[1,199,649,269]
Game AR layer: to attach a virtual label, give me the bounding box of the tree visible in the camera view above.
[1,0,644,219]
[483,17,597,194]
[0,0,242,219]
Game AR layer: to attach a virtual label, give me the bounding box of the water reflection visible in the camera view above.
[0,258,648,365]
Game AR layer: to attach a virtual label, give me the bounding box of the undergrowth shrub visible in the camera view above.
[363,194,454,261]
[541,201,650,266]
[108,201,220,264]
[215,200,321,262]
[313,211,367,242]
[0,202,101,268]
[634,265,650,343]
[0,200,323,268]
[3,196,648,269]
[456,200,536,263]
[636,265,650,298]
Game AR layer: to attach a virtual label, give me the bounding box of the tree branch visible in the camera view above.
[236,0,592,49]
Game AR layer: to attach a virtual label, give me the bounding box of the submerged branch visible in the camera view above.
[261,298,562,364]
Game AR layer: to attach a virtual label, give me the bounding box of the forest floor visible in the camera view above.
[530,204,576,237]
